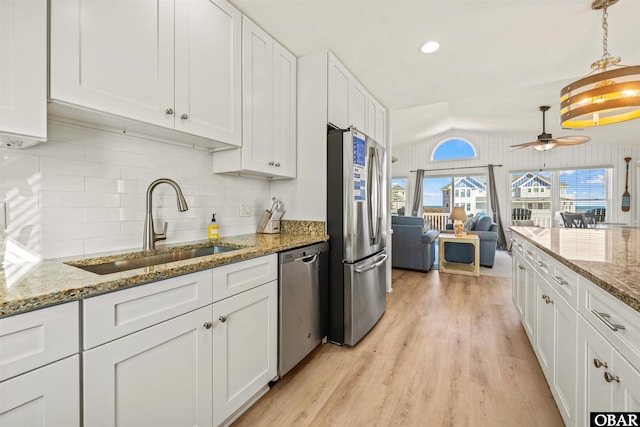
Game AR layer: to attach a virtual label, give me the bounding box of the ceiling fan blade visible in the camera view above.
[554,135,591,146]
[510,141,540,148]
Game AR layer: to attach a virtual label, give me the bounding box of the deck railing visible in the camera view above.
[422,213,450,231]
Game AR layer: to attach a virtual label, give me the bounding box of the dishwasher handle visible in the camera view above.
[294,253,319,264]
[355,254,388,273]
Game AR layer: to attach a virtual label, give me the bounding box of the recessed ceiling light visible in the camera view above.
[420,41,441,54]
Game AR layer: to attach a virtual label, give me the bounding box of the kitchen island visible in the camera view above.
[510,226,639,427]
[0,226,328,317]
[510,226,639,312]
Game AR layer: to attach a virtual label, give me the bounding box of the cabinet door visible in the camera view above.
[84,306,213,427]
[367,96,386,144]
[523,260,536,341]
[327,54,350,129]
[0,0,46,142]
[535,271,554,381]
[50,0,174,128]
[550,286,578,426]
[349,78,368,133]
[611,350,640,413]
[241,16,273,173]
[578,317,615,427]
[272,40,297,178]
[175,0,241,145]
[512,253,525,319]
[0,355,80,427]
[213,280,277,426]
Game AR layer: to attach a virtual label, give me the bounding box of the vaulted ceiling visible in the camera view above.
[230,0,640,148]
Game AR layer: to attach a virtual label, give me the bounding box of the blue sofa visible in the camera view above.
[391,216,440,272]
[444,214,498,267]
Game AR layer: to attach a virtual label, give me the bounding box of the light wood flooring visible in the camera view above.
[233,269,564,427]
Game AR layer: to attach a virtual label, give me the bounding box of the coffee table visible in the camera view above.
[438,233,480,276]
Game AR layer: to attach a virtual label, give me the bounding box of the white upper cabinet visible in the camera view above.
[50,0,241,147]
[0,0,47,147]
[328,52,386,141]
[327,54,350,129]
[213,16,296,179]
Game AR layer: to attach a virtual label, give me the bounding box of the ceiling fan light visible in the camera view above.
[534,142,556,151]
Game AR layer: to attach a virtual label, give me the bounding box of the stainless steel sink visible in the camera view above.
[67,246,238,275]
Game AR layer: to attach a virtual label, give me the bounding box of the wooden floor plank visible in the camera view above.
[232,269,564,427]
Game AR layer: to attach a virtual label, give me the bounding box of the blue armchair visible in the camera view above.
[391,216,440,272]
[444,214,498,267]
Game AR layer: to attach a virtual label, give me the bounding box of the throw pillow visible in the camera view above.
[463,216,477,231]
[475,215,493,231]
[422,219,432,233]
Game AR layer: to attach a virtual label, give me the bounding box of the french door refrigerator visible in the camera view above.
[327,126,387,346]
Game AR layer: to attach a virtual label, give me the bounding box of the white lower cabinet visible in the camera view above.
[83,306,214,427]
[0,355,80,427]
[512,234,640,427]
[577,317,640,427]
[213,280,278,426]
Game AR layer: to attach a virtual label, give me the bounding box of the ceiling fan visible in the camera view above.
[510,106,590,151]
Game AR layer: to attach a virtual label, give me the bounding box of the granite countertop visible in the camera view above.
[0,231,328,318]
[510,226,640,312]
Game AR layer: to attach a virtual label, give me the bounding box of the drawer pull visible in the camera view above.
[593,358,608,369]
[592,310,626,332]
[541,294,553,304]
[525,250,533,256]
[536,260,546,268]
[218,315,227,323]
[203,322,212,329]
[551,275,568,286]
[604,371,620,383]
[518,265,525,270]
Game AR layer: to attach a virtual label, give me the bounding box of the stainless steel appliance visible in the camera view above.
[327,127,387,346]
[278,241,329,377]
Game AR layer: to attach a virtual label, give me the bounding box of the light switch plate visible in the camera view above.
[240,202,251,217]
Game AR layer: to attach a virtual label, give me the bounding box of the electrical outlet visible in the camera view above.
[240,202,251,217]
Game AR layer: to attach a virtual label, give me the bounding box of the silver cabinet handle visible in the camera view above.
[218,315,227,323]
[536,260,546,268]
[275,162,280,167]
[525,250,532,256]
[592,310,626,332]
[165,108,174,115]
[551,275,567,286]
[604,371,620,383]
[180,113,188,119]
[268,161,275,166]
[203,322,212,329]
[518,265,525,270]
[541,294,553,304]
[593,358,608,369]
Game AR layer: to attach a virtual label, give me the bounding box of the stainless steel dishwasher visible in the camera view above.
[278,241,329,377]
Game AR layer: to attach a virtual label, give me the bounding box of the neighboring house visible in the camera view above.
[391,184,406,214]
[511,172,575,224]
[440,176,487,215]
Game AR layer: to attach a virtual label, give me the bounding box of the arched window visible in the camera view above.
[431,138,476,161]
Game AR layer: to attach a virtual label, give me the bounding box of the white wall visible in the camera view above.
[392,129,639,227]
[0,120,272,260]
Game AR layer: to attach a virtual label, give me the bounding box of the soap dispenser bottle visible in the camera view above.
[208,214,219,239]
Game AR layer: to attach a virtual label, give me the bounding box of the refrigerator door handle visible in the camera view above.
[354,254,388,273]
[367,146,382,245]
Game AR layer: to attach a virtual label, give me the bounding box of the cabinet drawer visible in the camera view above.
[510,236,524,256]
[580,276,640,365]
[531,247,553,276]
[0,302,79,381]
[548,260,579,309]
[83,270,213,349]
[212,254,277,302]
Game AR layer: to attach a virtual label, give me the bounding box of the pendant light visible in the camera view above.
[560,0,640,128]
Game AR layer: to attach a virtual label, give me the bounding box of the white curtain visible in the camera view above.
[488,164,507,250]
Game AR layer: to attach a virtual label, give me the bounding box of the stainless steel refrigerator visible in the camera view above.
[327,126,387,346]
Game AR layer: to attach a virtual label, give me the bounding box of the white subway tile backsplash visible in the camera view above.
[41,191,121,208]
[0,121,268,258]
[41,157,121,179]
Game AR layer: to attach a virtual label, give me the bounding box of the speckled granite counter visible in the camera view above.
[510,226,639,312]
[0,230,328,318]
